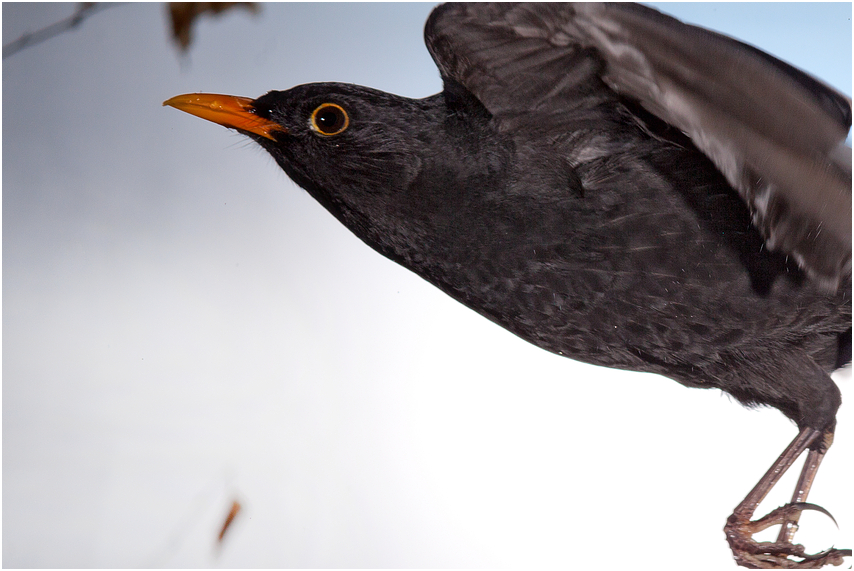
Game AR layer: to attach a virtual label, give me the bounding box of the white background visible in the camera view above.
[3,3,851,568]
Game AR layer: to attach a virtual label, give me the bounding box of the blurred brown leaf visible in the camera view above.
[217,499,242,544]
[168,2,259,52]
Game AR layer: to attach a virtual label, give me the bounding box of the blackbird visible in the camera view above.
[164,3,851,568]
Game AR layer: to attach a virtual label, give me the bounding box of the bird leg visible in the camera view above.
[724,427,851,569]
[775,446,826,545]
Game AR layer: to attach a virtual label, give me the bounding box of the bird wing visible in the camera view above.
[424,2,852,290]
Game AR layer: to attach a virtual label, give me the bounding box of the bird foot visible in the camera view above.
[725,503,851,569]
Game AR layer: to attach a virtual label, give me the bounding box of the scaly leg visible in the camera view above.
[775,445,826,545]
[724,427,850,569]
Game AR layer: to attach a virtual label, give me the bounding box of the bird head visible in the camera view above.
[166,84,422,210]
[164,83,507,271]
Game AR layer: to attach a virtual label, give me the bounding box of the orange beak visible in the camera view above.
[163,93,285,141]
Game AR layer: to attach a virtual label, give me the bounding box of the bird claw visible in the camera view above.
[725,503,851,569]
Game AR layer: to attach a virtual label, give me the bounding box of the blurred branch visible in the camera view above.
[3,2,259,60]
[3,3,125,59]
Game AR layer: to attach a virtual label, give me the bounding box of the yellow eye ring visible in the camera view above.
[310,103,349,136]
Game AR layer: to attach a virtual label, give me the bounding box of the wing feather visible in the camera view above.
[425,2,851,289]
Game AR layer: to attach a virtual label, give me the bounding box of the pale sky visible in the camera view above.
[2,3,851,568]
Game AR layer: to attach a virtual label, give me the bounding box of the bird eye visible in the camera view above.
[310,103,349,136]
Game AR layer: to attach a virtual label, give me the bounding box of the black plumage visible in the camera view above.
[164,3,851,568]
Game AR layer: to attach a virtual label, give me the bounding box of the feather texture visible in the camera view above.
[425,2,851,289]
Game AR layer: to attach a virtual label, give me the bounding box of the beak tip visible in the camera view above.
[162,95,185,108]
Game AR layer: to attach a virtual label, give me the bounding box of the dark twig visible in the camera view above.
[3,3,125,59]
